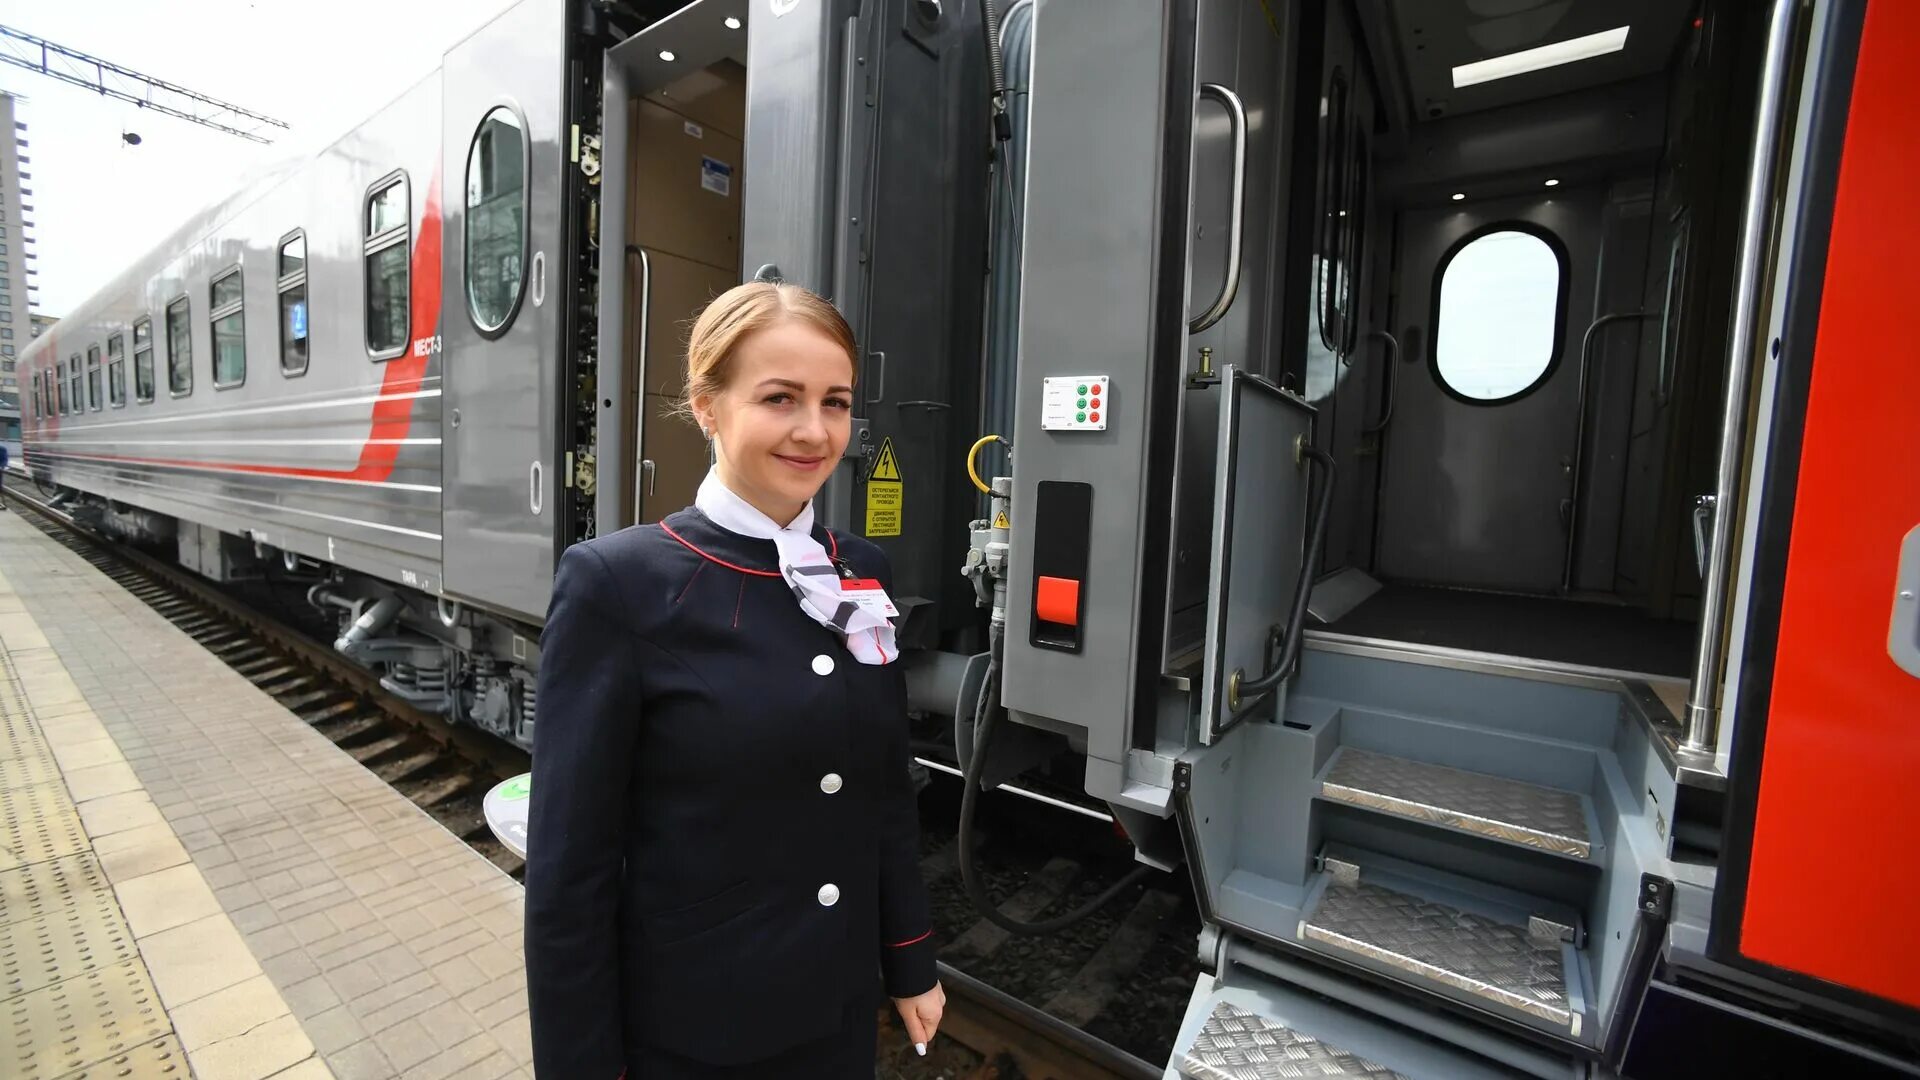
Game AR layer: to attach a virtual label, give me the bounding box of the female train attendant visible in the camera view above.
[524,282,945,1077]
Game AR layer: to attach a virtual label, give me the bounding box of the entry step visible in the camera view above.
[1299,870,1581,1035]
[1318,747,1592,859]
[1181,1002,1409,1080]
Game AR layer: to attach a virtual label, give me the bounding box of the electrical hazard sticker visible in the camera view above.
[865,437,903,537]
[992,510,1010,529]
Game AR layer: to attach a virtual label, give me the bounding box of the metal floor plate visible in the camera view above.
[1181,1002,1409,1080]
[1300,879,1574,1031]
[3,958,173,1078]
[1320,748,1592,859]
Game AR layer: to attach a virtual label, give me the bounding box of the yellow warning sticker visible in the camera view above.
[992,511,1010,530]
[870,438,903,482]
[865,437,904,537]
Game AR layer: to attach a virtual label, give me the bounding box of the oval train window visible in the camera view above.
[466,106,529,335]
[1434,227,1564,402]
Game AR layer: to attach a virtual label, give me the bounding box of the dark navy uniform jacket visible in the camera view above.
[524,508,937,1077]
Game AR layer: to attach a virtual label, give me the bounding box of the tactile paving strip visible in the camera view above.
[0,660,62,794]
[0,893,140,999]
[53,1034,190,1080]
[1180,1002,1409,1079]
[0,782,91,869]
[1300,879,1573,1031]
[0,852,118,930]
[1320,748,1592,859]
[4,959,172,1079]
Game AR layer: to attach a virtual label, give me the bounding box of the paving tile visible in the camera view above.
[169,973,293,1050]
[268,1057,338,1080]
[139,912,266,1009]
[327,1038,396,1080]
[372,1017,439,1074]
[304,1004,367,1055]
[281,973,343,1017]
[50,736,126,773]
[115,862,224,939]
[76,789,165,838]
[400,1033,506,1080]
[187,1013,315,1080]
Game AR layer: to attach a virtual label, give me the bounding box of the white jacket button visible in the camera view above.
[817,883,840,907]
[812,654,835,676]
[820,773,843,794]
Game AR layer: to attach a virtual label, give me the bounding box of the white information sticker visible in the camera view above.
[840,578,899,618]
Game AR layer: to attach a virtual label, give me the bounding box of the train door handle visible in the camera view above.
[531,251,547,308]
[633,458,656,527]
[1892,525,1920,678]
[1188,84,1247,335]
[529,461,544,516]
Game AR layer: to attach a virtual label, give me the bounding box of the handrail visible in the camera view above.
[1361,329,1400,436]
[628,245,652,526]
[1188,84,1247,335]
[1686,0,1802,752]
[1563,310,1656,591]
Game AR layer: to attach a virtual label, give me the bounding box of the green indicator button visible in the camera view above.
[1076,412,1087,423]
[1077,384,1088,395]
[1077,398,1087,409]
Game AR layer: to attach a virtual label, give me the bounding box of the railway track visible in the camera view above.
[2,480,1172,1080]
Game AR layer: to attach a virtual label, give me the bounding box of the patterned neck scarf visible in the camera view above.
[694,469,896,665]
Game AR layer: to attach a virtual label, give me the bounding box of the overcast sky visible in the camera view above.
[0,0,517,317]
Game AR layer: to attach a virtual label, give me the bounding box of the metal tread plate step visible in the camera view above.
[1181,1001,1409,1079]
[1298,873,1583,1036]
[1318,747,1593,859]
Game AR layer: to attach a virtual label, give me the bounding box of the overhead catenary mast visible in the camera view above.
[0,24,289,143]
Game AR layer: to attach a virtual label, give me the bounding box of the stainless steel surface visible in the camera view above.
[1893,525,1920,678]
[1360,330,1398,435]
[1307,567,1383,625]
[1691,494,1717,578]
[1188,84,1247,335]
[1180,1002,1408,1080]
[1563,310,1656,591]
[1300,879,1575,1031]
[1201,366,1315,741]
[1375,188,1603,594]
[1686,0,1802,752]
[1528,916,1578,946]
[1319,747,1592,859]
[441,0,567,621]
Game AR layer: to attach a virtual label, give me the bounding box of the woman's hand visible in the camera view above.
[893,981,946,1055]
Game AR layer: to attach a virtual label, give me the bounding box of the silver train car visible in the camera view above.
[16,0,993,751]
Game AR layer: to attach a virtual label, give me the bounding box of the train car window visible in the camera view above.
[66,354,80,414]
[107,333,126,408]
[133,318,155,403]
[1432,226,1566,403]
[29,372,38,418]
[278,231,309,376]
[166,296,193,397]
[85,344,102,411]
[210,267,246,388]
[465,107,528,336]
[364,173,411,360]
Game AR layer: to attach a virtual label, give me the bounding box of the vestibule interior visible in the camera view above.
[1286,0,1769,680]
[608,22,748,528]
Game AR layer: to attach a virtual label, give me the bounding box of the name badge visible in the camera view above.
[839,578,899,618]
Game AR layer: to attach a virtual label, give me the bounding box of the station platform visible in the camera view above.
[0,507,533,1080]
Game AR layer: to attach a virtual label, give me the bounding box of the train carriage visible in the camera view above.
[17,0,1920,1075]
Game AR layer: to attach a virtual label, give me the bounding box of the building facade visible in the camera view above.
[0,92,34,459]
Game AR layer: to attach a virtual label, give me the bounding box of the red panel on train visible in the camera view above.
[1741,0,1920,1009]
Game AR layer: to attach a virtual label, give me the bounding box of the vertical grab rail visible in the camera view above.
[1563,310,1655,591]
[1188,84,1247,335]
[627,246,653,526]
[1361,330,1400,435]
[1686,0,1801,753]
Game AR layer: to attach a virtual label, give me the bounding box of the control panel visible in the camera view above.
[1041,375,1109,431]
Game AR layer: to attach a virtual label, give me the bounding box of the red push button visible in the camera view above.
[1036,576,1081,626]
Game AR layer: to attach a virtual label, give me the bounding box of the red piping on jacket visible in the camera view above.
[887,929,932,948]
[658,520,842,577]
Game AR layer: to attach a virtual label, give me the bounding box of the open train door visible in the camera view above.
[1709,0,1920,1045]
[438,0,573,622]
